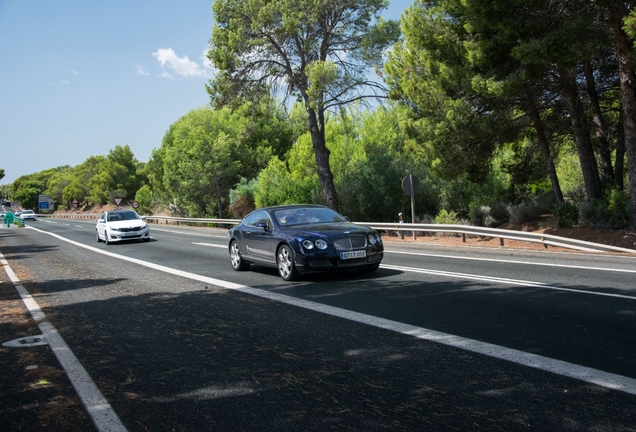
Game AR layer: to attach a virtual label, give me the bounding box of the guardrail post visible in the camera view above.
[500,238,504,246]
[461,233,466,243]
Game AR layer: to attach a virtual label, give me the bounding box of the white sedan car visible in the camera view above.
[96,210,150,244]
[21,210,36,221]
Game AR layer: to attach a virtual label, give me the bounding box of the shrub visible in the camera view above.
[470,205,489,227]
[435,209,460,225]
[578,190,631,229]
[470,202,509,227]
[552,201,579,228]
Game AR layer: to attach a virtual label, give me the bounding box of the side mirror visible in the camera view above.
[256,222,269,231]
[98,219,104,223]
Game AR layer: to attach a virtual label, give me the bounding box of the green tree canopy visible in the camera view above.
[208,0,400,210]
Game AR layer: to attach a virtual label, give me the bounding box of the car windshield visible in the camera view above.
[107,211,139,222]
[274,207,346,226]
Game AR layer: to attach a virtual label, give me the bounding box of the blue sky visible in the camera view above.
[0,1,407,185]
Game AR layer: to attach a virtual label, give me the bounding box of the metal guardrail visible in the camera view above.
[363,222,636,254]
[42,213,636,254]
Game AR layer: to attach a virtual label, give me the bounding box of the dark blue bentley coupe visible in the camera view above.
[228,204,383,281]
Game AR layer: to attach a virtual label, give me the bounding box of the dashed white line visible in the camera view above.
[192,242,226,248]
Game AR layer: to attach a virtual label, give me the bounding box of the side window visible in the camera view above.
[255,211,273,229]
[244,211,272,228]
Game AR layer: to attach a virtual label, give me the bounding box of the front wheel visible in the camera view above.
[277,244,299,281]
[230,240,250,271]
[96,230,101,242]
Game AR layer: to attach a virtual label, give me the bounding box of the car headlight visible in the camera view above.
[368,233,382,245]
[315,239,328,249]
[302,239,329,250]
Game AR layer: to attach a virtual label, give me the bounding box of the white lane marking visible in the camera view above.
[192,242,226,248]
[153,228,226,238]
[381,264,636,300]
[23,225,636,396]
[384,249,636,274]
[0,252,127,432]
[75,225,84,228]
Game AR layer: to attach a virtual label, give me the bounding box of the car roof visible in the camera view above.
[258,204,330,212]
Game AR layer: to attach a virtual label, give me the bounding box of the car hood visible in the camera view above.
[106,220,146,228]
[282,222,375,237]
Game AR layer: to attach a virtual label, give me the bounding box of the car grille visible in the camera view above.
[119,226,143,232]
[332,235,366,251]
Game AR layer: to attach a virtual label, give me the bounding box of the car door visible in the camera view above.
[242,210,276,262]
[97,212,107,239]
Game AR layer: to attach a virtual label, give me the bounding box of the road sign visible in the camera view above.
[113,198,123,207]
[38,194,54,211]
[131,201,139,209]
[72,199,79,208]
[401,175,420,197]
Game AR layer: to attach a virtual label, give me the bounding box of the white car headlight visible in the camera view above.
[315,239,328,249]
[368,234,377,245]
[302,239,328,250]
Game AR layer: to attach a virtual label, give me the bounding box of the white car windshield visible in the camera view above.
[108,211,140,222]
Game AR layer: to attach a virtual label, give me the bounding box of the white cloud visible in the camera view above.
[135,63,150,76]
[70,69,79,75]
[152,48,210,78]
[61,80,70,85]
[158,70,175,80]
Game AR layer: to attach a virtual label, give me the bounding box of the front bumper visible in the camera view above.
[106,229,150,242]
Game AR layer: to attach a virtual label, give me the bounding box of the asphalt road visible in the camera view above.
[1,218,636,431]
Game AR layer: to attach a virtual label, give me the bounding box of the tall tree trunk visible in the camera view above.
[524,91,565,204]
[583,60,615,186]
[558,67,604,200]
[307,107,339,211]
[608,3,636,227]
[616,108,626,190]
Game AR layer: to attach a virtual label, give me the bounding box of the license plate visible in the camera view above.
[340,250,366,259]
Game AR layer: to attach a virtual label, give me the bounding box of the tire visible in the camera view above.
[230,240,250,271]
[96,230,101,242]
[358,264,380,273]
[277,244,299,281]
[104,233,110,245]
